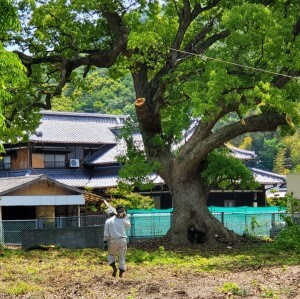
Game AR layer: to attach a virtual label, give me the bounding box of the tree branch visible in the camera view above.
[13,8,128,110]
[178,112,287,173]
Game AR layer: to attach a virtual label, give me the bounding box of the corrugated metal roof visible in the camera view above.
[29,111,126,144]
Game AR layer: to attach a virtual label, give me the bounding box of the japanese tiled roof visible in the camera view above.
[0,166,283,189]
[249,168,286,185]
[226,145,257,160]
[86,137,256,165]
[29,111,126,144]
[86,133,143,165]
[0,167,165,189]
[0,112,285,189]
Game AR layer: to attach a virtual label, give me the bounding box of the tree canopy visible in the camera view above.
[0,0,41,147]
[52,69,135,115]
[3,0,300,244]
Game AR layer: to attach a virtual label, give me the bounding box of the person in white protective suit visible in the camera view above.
[103,205,131,277]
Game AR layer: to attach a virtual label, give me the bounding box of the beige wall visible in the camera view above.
[8,181,77,196]
[287,173,300,200]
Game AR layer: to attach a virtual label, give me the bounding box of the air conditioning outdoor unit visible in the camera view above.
[69,159,80,168]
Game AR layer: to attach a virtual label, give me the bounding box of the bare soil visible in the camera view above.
[1,241,300,299]
[56,265,300,299]
[1,264,299,298]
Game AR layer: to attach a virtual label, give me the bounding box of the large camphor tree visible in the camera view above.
[5,0,300,245]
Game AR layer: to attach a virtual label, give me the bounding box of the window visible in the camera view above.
[44,154,66,168]
[224,200,236,207]
[0,156,11,170]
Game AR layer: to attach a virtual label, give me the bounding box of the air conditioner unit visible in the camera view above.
[69,159,80,168]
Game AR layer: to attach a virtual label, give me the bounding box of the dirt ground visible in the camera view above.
[1,240,300,299]
[1,264,299,299]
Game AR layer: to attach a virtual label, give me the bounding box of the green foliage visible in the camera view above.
[52,69,135,115]
[106,187,154,210]
[0,0,19,36]
[267,193,300,213]
[273,225,300,253]
[0,1,41,147]
[201,149,259,190]
[244,216,261,236]
[2,281,41,296]
[284,131,300,172]
[218,282,247,297]
[273,147,288,174]
[117,120,160,191]
[261,287,279,298]
[239,136,253,150]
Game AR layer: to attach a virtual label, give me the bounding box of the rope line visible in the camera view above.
[171,48,299,80]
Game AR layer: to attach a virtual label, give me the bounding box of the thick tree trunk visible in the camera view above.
[169,173,237,246]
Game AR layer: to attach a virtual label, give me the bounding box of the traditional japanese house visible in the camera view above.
[0,111,286,220]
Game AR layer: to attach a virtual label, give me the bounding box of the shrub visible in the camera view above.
[273,225,300,253]
[106,188,155,210]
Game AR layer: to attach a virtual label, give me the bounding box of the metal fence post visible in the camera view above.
[77,205,81,228]
[271,213,275,228]
[0,221,3,245]
[130,214,134,242]
[221,212,224,225]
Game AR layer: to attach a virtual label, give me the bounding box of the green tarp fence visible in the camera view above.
[126,206,286,238]
[127,206,284,214]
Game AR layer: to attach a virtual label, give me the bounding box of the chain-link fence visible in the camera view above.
[0,212,299,245]
[0,215,107,245]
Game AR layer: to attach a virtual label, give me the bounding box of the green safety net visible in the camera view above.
[128,206,284,214]
[126,206,286,238]
[127,208,173,214]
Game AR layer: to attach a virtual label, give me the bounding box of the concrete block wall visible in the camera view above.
[22,226,104,249]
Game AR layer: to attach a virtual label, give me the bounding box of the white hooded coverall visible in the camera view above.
[103,215,131,270]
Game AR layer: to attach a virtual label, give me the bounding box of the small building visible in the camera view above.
[0,175,84,221]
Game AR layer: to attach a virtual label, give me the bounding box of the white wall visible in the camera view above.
[287,173,300,200]
[0,195,84,206]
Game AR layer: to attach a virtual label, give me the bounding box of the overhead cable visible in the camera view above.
[170,48,299,81]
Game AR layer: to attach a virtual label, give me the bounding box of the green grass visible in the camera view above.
[125,243,300,270]
[218,282,248,297]
[0,242,299,296]
[0,280,42,295]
